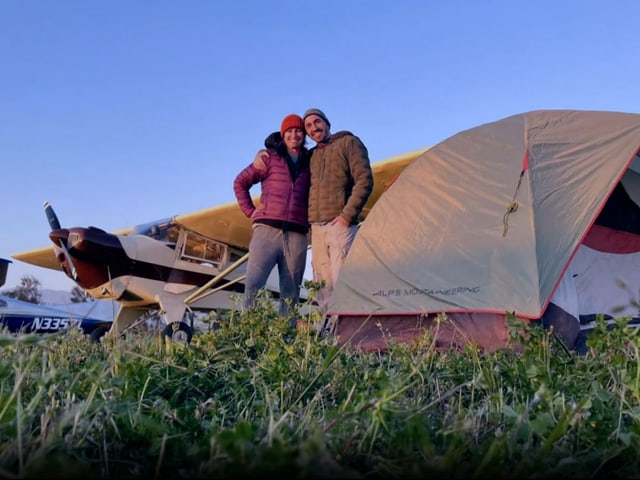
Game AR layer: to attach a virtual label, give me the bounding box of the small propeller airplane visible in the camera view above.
[11,148,427,344]
[0,258,112,341]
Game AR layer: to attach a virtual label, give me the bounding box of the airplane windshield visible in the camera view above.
[133,218,180,243]
[180,230,227,268]
[132,218,228,268]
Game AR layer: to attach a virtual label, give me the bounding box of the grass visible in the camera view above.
[1,293,640,478]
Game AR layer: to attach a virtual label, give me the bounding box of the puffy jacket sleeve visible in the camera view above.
[342,135,374,223]
[233,164,264,218]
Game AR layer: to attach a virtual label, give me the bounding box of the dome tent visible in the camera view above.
[330,110,640,352]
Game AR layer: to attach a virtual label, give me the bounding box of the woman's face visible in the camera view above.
[283,127,304,150]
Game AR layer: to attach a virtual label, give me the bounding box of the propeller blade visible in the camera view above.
[58,239,78,281]
[44,201,61,231]
[44,201,78,281]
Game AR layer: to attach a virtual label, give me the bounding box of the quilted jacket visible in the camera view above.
[233,148,310,233]
[308,131,373,224]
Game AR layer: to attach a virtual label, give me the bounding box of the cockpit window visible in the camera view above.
[134,219,180,243]
[181,231,227,268]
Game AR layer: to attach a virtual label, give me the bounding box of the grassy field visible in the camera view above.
[1,292,640,479]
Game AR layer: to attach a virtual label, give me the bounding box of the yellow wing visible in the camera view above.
[12,147,429,270]
[12,247,60,271]
[362,147,428,218]
[175,198,256,250]
[11,226,133,272]
[176,147,429,249]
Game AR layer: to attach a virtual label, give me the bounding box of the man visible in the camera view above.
[254,108,373,320]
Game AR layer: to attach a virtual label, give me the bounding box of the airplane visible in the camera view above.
[11,148,428,344]
[0,258,113,342]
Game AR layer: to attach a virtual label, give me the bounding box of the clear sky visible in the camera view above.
[2,0,640,291]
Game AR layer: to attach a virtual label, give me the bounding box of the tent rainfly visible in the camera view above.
[330,110,640,353]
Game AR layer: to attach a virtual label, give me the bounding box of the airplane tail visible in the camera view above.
[0,258,10,287]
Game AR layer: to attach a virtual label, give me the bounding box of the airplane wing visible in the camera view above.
[11,247,60,271]
[168,147,429,248]
[362,148,428,218]
[175,198,256,250]
[12,147,428,270]
[12,226,133,272]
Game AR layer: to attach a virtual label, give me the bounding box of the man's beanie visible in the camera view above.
[303,108,331,128]
[280,114,304,137]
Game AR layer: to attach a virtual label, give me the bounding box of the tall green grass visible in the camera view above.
[1,294,640,478]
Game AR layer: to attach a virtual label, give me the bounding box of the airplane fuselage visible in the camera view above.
[45,222,295,335]
[0,296,111,337]
[50,226,250,307]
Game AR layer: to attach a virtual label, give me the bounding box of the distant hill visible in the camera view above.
[41,289,74,306]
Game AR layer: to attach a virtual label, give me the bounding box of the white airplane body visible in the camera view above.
[11,148,428,343]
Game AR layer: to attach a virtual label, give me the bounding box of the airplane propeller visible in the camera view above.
[43,201,78,280]
[44,201,62,231]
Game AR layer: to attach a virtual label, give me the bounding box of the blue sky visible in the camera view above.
[2,0,640,291]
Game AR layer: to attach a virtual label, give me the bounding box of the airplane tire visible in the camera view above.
[161,322,193,345]
[89,326,109,344]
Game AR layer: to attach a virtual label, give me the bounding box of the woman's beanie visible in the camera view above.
[280,114,304,137]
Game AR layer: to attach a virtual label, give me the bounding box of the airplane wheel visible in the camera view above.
[89,326,109,343]
[161,322,193,345]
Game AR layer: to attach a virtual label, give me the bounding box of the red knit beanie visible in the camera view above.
[280,114,304,137]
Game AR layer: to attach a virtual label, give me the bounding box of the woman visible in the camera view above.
[233,114,310,320]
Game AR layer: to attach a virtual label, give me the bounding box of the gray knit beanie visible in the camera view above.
[303,108,331,128]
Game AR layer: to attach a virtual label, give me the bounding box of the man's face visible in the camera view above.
[304,115,329,143]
